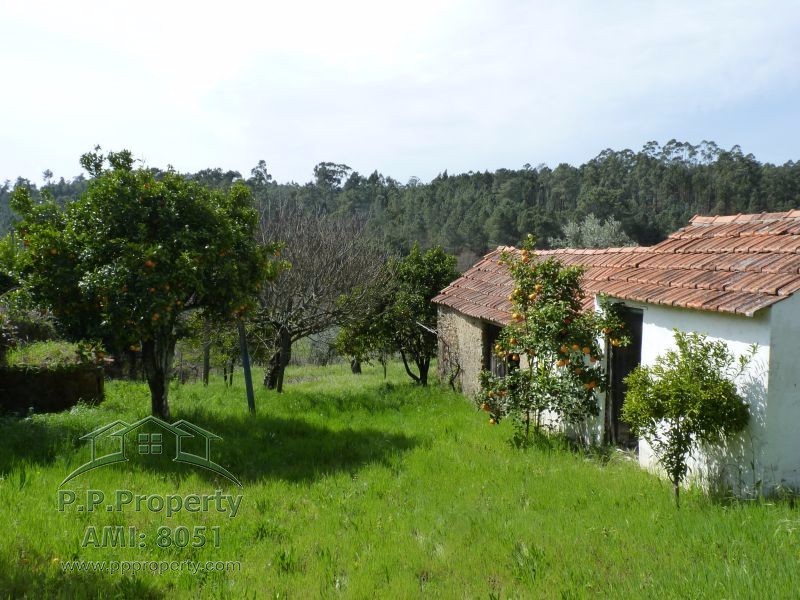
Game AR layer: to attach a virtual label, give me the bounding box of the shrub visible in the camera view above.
[622,330,754,506]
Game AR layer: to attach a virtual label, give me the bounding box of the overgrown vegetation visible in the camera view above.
[623,331,754,506]
[0,362,798,598]
[3,340,103,371]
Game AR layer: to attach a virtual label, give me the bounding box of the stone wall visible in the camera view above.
[437,306,487,397]
[0,366,104,414]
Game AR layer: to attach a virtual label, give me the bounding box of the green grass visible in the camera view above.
[1,361,800,598]
[4,340,85,369]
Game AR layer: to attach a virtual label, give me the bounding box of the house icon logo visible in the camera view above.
[59,416,242,487]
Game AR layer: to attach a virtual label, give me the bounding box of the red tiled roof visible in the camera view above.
[432,211,800,323]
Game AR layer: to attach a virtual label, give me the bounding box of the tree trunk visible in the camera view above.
[237,320,256,413]
[673,476,680,508]
[399,349,420,384]
[127,348,138,380]
[264,329,292,391]
[264,352,279,389]
[276,328,292,393]
[202,341,211,386]
[417,356,430,386]
[141,335,175,420]
[350,359,362,374]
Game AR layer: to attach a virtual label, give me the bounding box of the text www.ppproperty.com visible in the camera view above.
[59,559,241,576]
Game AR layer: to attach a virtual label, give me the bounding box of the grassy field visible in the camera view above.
[1,362,799,598]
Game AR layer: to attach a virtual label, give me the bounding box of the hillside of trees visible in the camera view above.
[3,140,799,269]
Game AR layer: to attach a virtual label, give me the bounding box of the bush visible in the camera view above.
[622,330,753,506]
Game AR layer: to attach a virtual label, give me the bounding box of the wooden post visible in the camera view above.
[238,319,256,414]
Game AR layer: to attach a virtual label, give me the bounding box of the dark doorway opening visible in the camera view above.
[482,323,518,377]
[606,306,643,449]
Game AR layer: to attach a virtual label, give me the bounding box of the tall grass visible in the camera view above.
[0,361,798,598]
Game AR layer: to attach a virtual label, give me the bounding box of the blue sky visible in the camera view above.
[1,0,799,185]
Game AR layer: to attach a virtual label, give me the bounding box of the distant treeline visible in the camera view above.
[3,140,799,267]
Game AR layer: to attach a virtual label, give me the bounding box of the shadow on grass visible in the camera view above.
[177,408,418,485]
[0,556,163,600]
[0,415,93,476]
[0,405,419,486]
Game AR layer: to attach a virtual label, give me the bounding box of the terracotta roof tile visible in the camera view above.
[434,210,800,320]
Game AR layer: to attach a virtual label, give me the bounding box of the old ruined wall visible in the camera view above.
[437,306,486,397]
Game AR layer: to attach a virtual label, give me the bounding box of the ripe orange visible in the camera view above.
[582,346,591,354]
[489,418,497,425]
[144,259,156,268]
[481,402,491,412]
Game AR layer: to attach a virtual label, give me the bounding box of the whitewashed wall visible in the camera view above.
[607,298,773,495]
[762,291,800,491]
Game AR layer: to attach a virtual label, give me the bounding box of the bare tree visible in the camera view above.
[256,200,387,392]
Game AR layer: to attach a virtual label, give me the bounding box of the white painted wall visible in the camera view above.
[606,298,773,495]
[762,291,800,491]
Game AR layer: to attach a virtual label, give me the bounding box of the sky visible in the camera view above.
[1,0,799,186]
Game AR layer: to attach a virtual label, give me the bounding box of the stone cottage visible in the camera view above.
[433,211,800,493]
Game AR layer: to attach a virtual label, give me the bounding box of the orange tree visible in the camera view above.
[476,235,628,445]
[9,149,281,418]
